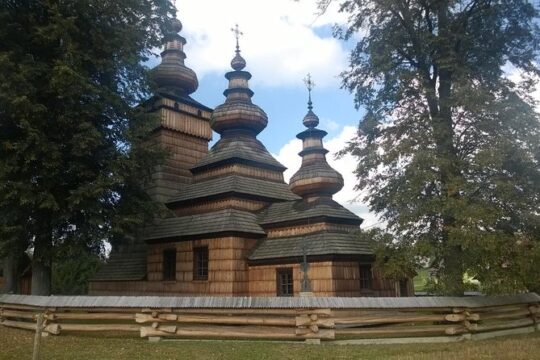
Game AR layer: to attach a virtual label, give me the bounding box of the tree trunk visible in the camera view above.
[2,253,19,294]
[432,2,465,296]
[31,231,52,296]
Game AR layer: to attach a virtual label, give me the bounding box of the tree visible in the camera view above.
[0,0,172,295]
[52,243,103,295]
[332,0,540,294]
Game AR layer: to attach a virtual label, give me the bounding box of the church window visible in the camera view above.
[193,246,208,280]
[162,249,176,281]
[276,268,293,297]
[359,264,373,290]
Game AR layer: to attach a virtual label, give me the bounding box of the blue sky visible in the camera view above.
[169,0,378,227]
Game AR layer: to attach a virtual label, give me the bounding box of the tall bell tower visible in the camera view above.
[145,15,212,202]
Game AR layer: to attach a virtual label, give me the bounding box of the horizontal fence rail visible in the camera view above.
[0,294,538,343]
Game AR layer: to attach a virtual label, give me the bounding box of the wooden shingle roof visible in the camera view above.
[258,198,362,226]
[248,230,373,261]
[143,209,265,241]
[91,242,147,281]
[191,135,286,172]
[167,175,300,205]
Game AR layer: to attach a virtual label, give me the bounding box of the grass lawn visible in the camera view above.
[1,326,539,360]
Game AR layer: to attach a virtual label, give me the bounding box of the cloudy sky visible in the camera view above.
[172,0,379,227]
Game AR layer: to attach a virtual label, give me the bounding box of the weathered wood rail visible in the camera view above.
[0,293,538,344]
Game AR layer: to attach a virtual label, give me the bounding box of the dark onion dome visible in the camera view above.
[151,16,198,96]
[231,51,246,71]
[303,109,319,128]
[289,161,344,197]
[211,47,268,136]
[289,78,344,199]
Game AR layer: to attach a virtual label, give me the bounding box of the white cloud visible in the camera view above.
[177,0,349,88]
[273,125,382,228]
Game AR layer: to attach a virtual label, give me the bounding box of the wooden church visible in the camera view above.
[88,17,412,298]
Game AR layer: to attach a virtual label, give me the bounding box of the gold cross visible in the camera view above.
[231,24,243,51]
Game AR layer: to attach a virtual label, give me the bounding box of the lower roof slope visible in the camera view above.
[258,198,362,226]
[143,208,265,241]
[249,230,373,261]
[191,134,286,172]
[167,175,300,205]
[91,241,147,281]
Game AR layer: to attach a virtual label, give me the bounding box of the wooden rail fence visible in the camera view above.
[0,294,538,344]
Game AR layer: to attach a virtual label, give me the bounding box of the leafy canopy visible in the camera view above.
[331,0,540,294]
[0,0,172,294]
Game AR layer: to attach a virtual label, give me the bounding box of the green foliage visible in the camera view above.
[0,0,172,294]
[332,0,540,294]
[52,245,103,295]
[361,229,418,281]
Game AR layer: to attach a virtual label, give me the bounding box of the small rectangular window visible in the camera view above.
[276,268,293,297]
[359,264,373,290]
[162,249,176,281]
[193,246,208,280]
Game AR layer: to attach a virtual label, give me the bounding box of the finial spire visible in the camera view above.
[304,73,315,111]
[230,24,246,71]
[231,24,244,53]
[302,73,319,128]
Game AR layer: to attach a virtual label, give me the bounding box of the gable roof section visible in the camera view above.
[248,231,373,261]
[167,175,300,205]
[258,198,362,226]
[143,209,266,241]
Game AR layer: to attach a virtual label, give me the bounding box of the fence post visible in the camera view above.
[32,313,44,360]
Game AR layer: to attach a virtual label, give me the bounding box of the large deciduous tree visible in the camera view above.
[0,0,171,295]
[332,0,540,294]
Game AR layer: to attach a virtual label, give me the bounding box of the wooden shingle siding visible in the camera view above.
[266,223,357,238]
[193,163,285,182]
[173,198,269,216]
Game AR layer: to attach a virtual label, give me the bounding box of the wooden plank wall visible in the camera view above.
[249,262,334,297]
[146,122,209,202]
[173,198,268,216]
[193,164,284,183]
[89,259,406,297]
[144,237,257,296]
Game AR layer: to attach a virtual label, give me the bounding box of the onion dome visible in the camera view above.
[289,75,344,199]
[211,25,268,136]
[152,16,198,96]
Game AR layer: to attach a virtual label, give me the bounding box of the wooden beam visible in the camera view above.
[58,324,140,332]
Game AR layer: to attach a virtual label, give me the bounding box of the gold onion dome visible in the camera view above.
[211,25,268,136]
[152,16,198,96]
[289,74,344,199]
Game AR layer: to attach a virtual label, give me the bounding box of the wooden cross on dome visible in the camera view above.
[231,24,244,52]
[304,73,315,109]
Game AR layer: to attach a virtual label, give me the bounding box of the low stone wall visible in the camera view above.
[0,293,538,344]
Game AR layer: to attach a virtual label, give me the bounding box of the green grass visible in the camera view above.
[413,268,430,292]
[1,326,539,360]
